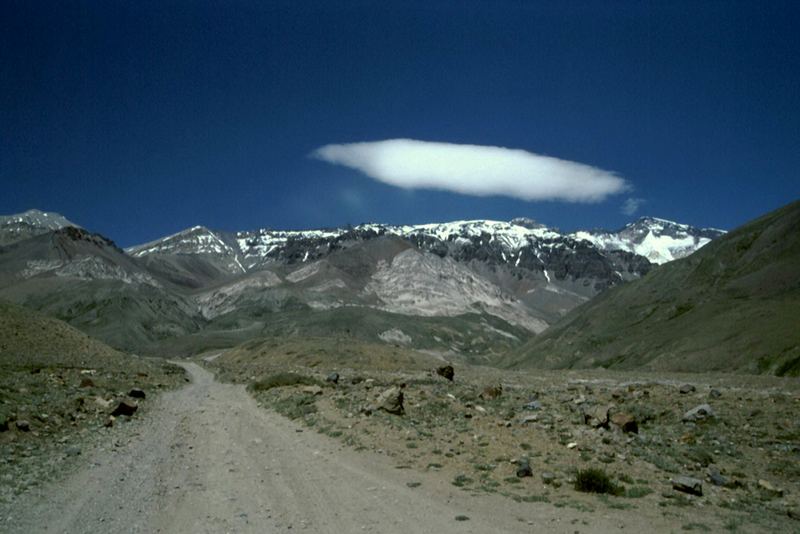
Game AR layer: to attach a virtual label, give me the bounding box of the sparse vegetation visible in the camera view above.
[574,468,623,495]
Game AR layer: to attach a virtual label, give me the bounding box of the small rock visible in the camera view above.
[524,400,542,411]
[480,385,502,400]
[573,395,587,405]
[610,412,638,433]
[406,481,421,488]
[516,460,533,478]
[672,475,703,496]
[79,377,95,388]
[16,420,31,432]
[435,365,454,381]
[376,387,404,415]
[128,388,146,399]
[682,404,716,422]
[708,467,727,487]
[94,396,113,409]
[65,446,81,457]
[474,405,486,414]
[301,385,323,396]
[679,384,696,394]
[757,479,784,498]
[566,442,578,449]
[583,405,611,428]
[520,415,538,425]
[541,472,556,485]
[709,389,722,399]
[104,416,115,428]
[325,372,339,385]
[111,400,138,417]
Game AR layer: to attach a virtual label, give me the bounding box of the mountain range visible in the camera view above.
[0,209,723,358]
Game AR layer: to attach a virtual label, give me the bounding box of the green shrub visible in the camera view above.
[574,468,623,495]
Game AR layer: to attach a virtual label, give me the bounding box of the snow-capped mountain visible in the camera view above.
[571,217,726,264]
[0,209,79,246]
[0,208,727,356]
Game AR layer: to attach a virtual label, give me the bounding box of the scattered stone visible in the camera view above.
[583,405,611,428]
[376,387,404,415]
[480,385,502,400]
[15,420,31,432]
[104,416,115,428]
[566,442,578,449]
[708,467,728,487]
[573,395,587,405]
[541,472,556,485]
[435,365,454,381]
[679,384,696,394]
[520,415,538,425]
[94,396,113,409]
[128,388,146,399]
[709,389,722,399]
[524,400,542,411]
[682,404,716,422]
[672,475,703,496]
[757,479,784,498]
[516,459,533,478]
[325,372,339,385]
[111,400,138,417]
[474,405,486,414]
[301,385,323,396]
[79,377,95,388]
[610,412,638,433]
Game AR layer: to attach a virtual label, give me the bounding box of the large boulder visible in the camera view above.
[435,365,454,381]
[610,412,638,433]
[480,385,502,400]
[682,404,715,422]
[672,476,703,496]
[376,386,404,415]
[111,400,138,417]
[583,405,612,428]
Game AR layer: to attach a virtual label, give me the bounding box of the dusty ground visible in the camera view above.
[0,362,682,534]
[212,353,800,533]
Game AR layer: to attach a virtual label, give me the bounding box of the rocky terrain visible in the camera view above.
[0,300,186,504]
[209,350,800,532]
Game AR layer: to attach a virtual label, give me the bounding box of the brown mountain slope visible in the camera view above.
[506,199,800,375]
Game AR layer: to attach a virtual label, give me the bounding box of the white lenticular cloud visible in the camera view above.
[311,139,629,202]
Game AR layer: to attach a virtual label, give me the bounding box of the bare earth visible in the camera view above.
[6,363,688,533]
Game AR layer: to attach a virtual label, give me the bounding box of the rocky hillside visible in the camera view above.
[0,299,186,502]
[506,200,800,375]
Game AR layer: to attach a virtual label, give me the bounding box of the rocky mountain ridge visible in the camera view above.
[0,209,724,356]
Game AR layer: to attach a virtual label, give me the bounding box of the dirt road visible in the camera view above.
[4,363,645,533]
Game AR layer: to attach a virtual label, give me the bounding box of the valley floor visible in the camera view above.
[0,362,670,534]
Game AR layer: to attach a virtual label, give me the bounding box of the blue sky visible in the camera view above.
[2,1,799,247]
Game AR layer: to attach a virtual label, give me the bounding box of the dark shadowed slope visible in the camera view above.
[507,200,800,375]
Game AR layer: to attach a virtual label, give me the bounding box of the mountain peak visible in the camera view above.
[0,209,80,246]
